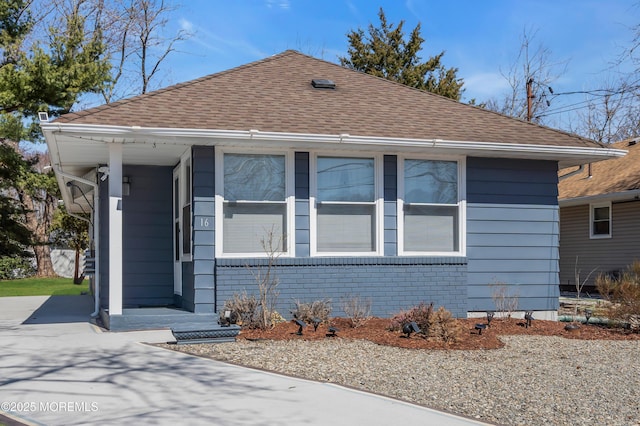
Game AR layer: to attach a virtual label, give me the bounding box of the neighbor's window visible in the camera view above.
[590,202,611,238]
[222,153,287,254]
[315,156,377,253]
[401,159,460,253]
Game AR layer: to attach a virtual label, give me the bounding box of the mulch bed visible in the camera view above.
[237,317,640,350]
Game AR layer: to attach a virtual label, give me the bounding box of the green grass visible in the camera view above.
[0,277,89,297]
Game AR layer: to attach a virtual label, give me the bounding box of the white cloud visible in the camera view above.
[179,18,194,33]
[266,0,290,10]
[180,18,266,58]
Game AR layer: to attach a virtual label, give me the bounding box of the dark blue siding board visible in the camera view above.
[383,155,397,199]
[383,155,398,256]
[119,236,172,250]
[122,165,174,307]
[123,262,173,274]
[467,157,558,183]
[123,251,173,264]
[467,157,558,206]
[192,147,214,167]
[215,257,468,318]
[193,244,215,260]
[469,297,559,312]
[295,152,310,198]
[193,228,215,245]
[468,284,559,298]
[466,158,560,314]
[472,233,558,247]
[469,246,558,260]
[181,262,195,311]
[295,152,310,257]
[189,146,216,314]
[467,205,560,313]
[193,199,215,216]
[194,288,215,300]
[468,220,557,234]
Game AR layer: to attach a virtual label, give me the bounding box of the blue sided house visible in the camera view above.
[41,51,625,332]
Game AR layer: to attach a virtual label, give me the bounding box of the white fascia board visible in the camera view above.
[42,123,627,165]
[559,189,640,207]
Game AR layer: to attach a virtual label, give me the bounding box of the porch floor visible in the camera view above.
[102,306,222,332]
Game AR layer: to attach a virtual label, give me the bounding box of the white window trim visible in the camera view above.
[179,150,193,261]
[590,201,612,239]
[309,152,384,257]
[214,148,295,258]
[397,155,466,257]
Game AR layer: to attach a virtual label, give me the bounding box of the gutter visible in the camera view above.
[53,168,101,318]
[40,123,627,165]
[559,189,640,207]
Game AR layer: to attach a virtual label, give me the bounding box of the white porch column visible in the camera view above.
[108,144,124,315]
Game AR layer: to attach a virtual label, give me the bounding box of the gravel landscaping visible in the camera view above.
[164,334,640,425]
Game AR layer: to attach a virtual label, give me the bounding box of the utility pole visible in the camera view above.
[526,78,534,121]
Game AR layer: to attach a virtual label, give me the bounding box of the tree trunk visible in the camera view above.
[33,244,56,277]
[21,189,57,277]
[73,247,84,284]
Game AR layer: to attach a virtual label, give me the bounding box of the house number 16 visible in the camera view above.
[197,217,213,229]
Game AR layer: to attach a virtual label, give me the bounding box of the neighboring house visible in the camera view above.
[558,139,639,292]
[41,50,624,331]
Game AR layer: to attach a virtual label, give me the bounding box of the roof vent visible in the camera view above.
[311,79,335,89]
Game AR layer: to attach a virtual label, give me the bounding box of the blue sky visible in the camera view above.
[158,1,638,126]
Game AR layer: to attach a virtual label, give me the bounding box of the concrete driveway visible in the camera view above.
[0,295,487,426]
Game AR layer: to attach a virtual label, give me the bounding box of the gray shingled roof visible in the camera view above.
[559,139,640,200]
[56,50,601,149]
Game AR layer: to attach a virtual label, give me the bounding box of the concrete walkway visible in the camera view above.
[0,296,489,426]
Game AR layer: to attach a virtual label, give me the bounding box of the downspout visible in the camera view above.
[54,168,101,318]
[558,164,585,181]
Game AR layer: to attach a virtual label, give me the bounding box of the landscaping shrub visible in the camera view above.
[290,299,332,324]
[221,291,260,328]
[490,281,519,318]
[389,303,462,343]
[388,302,434,335]
[341,295,372,328]
[596,260,640,330]
[0,256,35,280]
[222,291,287,329]
[430,306,463,343]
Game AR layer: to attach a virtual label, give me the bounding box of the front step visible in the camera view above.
[171,325,241,344]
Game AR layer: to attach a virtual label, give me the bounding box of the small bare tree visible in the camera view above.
[573,256,598,299]
[570,76,633,143]
[78,0,191,103]
[490,281,519,319]
[341,294,372,328]
[246,227,283,330]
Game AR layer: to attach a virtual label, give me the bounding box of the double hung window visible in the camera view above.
[401,158,460,253]
[590,202,611,238]
[315,156,378,253]
[221,153,288,254]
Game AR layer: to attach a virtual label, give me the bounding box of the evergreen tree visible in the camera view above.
[0,142,31,257]
[0,0,110,276]
[339,8,464,100]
